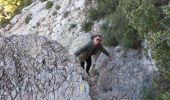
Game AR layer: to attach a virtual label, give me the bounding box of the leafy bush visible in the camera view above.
[160,92,170,100]
[87,0,117,21]
[45,1,53,9]
[52,11,58,16]
[14,0,32,15]
[55,5,61,10]
[0,18,10,28]
[83,0,170,99]
[152,40,170,70]
[121,28,141,49]
[100,10,141,48]
[69,24,77,30]
[0,0,33,27]
[39,0,47,2]
[63,11,70,18]
[87,8,99,21]
[81,21,93,32]
[25,14,32,24]
[23,0,32,6]
[119,0,170,99]
[100,22,118,46]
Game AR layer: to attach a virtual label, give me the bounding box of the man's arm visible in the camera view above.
[99,44,112,60]
[99,44,109,57]
[74,43,89,56]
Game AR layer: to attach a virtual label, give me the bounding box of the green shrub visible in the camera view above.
[39,0,47,2]
[141,86,154,100]
[87,0,117,21]
[106,11,129,42]
[160,92,170,100]
[0,18,10,28]
[23,0,32,6]
[152,41,170,70]
[0,0,33,27]
[25,14,32,24]
[119,0,170,99]
[83,0,170,99]
[69,24,77,30]
[63,11,70,18]
[100,22,118,46]
[55,5,61,10]
[52,11,58,16]
[45,1,53,9]
[100,10,141,48]
[81,21,93,32]
[87,8,100,21]
[14,0,32,15]
[121,28,141,49]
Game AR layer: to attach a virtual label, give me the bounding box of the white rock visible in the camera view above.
[75,0,86,9]
[10,15,21,24]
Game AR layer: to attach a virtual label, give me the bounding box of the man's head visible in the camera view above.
[91,35,102,46]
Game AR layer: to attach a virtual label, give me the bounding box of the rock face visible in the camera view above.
[89,46,157,100]
[0,35,91,100]
[0,0,95,48]
[0,0,158,99]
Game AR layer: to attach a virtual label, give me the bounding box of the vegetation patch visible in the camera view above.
[39,0,47,2]
[52,11,58,16]
[25,14,32,24]
[69,24,77,30]
[55,5,61,10]
[0,0,33,27]
[45,1,53,9]
[118,0,170,99]
[0,19,10,28]
[87,0,117,21]
[63,11,70,18]
[83,0,170,98]
[81,21,93,32]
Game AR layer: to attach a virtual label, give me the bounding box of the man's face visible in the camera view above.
[93,36,101,46]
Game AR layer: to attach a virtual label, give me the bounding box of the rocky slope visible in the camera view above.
[89,46,157,100]
[0,0,158,100]
[0,0,95,48]
[0,34,90,100]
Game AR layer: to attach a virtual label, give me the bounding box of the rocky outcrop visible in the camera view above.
[89,46,157,100]
[0,0,158,99]
[0,0,96,48]
[0,35,90,100]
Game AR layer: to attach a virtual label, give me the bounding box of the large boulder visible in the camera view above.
[0,35,90,100]
[90,46,157,100]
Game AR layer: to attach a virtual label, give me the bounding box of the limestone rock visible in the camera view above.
[0,34,91,100]
[0,0,89,48]
[92,46,157,100]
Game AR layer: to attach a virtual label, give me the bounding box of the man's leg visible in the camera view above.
[80,62,85,69]
[86,56,92,74]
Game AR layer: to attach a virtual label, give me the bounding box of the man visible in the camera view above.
[74,35,112,75]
